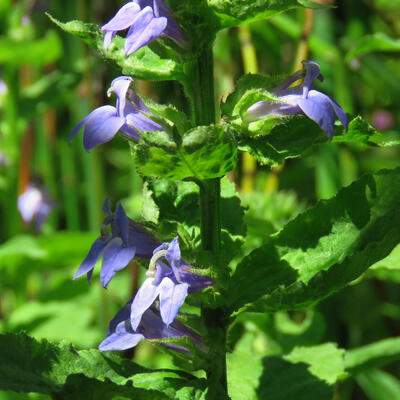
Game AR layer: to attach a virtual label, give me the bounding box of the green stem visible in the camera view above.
[199,178,221,256]
[187,45,228,396]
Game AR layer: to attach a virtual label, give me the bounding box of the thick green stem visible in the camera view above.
[187,45,228,396]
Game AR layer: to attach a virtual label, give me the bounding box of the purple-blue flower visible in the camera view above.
[99,302,205,353]
[69,76,163,151]
[18,182,54,232]
[130,237,213,329]
[73,199,160,288]
[245,60,348,139]
[101,0,186,56]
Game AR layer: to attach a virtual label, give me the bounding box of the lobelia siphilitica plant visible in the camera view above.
[45,0,400,398]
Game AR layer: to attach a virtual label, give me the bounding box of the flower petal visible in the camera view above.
[99,322,144,351]
[302,60,323,98]
[82,106,125,151]
[120,123,141,141]
[126,221,161,258]
[130,278,159,330]
[103,30,116,50]
[73,236,111,280]
[101,2,141,31]
[165,236,182,282]
[108,76,133,117]
[158,278,188,326]
[126,111,164,132]
[100,237,136,288]
[296,93,336,138]
[114,202,130,245]
[106,299,132,336]
[180,267,213,293]
[245,100,300,122]
[325,94,349,133]
[125,8,167,55]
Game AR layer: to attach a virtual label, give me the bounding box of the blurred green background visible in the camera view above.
[1,0,400,398]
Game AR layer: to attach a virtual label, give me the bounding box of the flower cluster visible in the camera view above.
[101,0,186,56]
[74,200,212,352]
[245,60,348,139]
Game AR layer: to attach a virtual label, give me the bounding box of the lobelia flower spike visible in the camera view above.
[68,76,164,151]
[73,199,161,288]
[99,302,206,353]
[245,60,348,139]
[130,237,213,330]
[101,0,186,56]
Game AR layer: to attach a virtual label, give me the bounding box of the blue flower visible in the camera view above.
[99,302,205,353]
[73,199,160,288]
[245,60,348,139]
[69,76,163,151]
[101,0,186,56]
[130,237,213,329]
[18,181,55,232]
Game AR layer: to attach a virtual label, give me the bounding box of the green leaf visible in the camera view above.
[344,337,400,375]
[144,177,245,236]
[56,374,164,400]
[356,369,400,400]
[284,343,347,384]
[0,31,62,66]
[0,333,204,399]
[237,115,395,167]
[139,97,192,135]
[132,125,237,180]
[207,0,328,29]
[222,74,284,121]
[332,116,400,147]
[227,352,333,400]
[47,14,184,82]
[0,333,146,394]
[346,32,400,61]
[237,116,326,166]
[229,168,400,313]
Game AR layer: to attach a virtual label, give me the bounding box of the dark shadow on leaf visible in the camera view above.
[55,374,165,400]
[257,356,333,400]
[229,244,298,312]
[0,333,63,394]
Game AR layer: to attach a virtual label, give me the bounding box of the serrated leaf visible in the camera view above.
[346,32,400,61]
[207,0,328,29]
[229,168,400,313]
[133,125,237,180]
[0,333,146,394]
[47,14,184,82]
[0,333,204,398]
[238,115,398,167]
